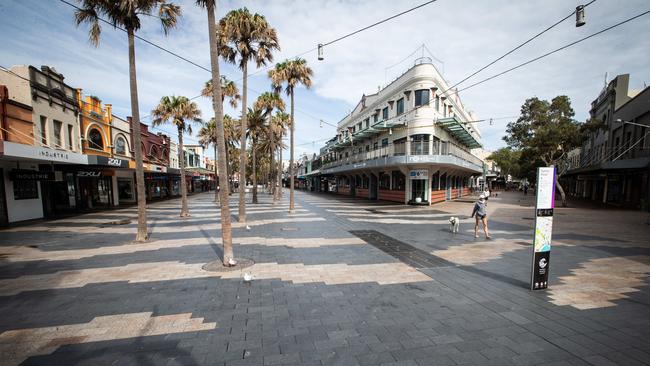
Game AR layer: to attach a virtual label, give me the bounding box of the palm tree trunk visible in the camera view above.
[276,145,282,200]
[206,0,234,265]
[270,136,276,202]
[252,137,258,204]
[178,128,189,217]
[213,143,218,203]
[127,27,148,242]
[289,91,295,213]
[238,63,248,222]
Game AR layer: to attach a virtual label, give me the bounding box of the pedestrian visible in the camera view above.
[524,185,528,196]
[483,187,490,202]
[471,194,491,239]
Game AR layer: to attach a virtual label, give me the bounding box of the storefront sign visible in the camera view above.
[77,171,102,177]
[145,164,167,173]
[0,141,88,164]
[9,169,55,181]
[409,169,428,180]
[87,155,129,168]
[531,166,555,291]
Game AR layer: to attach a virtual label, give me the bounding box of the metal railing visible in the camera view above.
[321,141,483,170]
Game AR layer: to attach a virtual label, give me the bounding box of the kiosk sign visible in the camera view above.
[531,166,555,290]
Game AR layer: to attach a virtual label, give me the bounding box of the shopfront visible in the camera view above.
[409,169,428,204]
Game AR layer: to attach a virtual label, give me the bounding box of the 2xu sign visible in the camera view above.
[531,166,555,291]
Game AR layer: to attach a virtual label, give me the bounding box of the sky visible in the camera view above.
[1,0,649,160]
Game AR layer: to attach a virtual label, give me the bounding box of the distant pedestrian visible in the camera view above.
[483,187,490,202]
[471,194,491,239]
[524,185,529,196]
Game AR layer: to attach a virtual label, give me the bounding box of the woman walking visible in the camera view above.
[471,194,491,239]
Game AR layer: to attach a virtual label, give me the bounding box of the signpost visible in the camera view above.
[531,166,555,290]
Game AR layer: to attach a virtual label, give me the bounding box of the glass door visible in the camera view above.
[411,179,427,203]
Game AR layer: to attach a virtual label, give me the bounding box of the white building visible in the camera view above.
[312,60,483,204]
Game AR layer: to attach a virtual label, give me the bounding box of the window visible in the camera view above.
[381,138,388,147]
[357,122,362,131]
[396,98,404,115]
[414,89,430,106]
[391,170,405,191]
[379,172,390,189]
[53,120,62,147]
[373,114,378,123]
[88,128,104,149]
[40,116,47,145]
[431,172,440,190]
[151,145,159,158]
[435,96,440,111]
[382,107,389,120]
[14,179,39,200]
[67,125,74,150]
[365,118,369,128]
[115,136,127,155]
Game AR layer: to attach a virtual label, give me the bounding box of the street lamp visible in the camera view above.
[616,119,647,128]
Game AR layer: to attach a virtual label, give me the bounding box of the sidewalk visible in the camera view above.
[0,190,649,365]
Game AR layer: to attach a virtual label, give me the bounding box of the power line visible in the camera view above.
[456,9,650,93]
[448,0,597,91]
[321,0,439,47]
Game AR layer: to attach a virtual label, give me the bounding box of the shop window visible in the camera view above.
[14,180,38,200]
[355,176,362,188]
[392,170,405,191]
[381,138,388,147]
[431,172,440,190]
[88,128,104,150]
[118,178,134,200]
[440,173,447,189]
[115,136,127,155]
[396,98,404,115]
[382,107,389,120]
[414,89,430,106]
[379,172,390,189]
[53,120,63,147]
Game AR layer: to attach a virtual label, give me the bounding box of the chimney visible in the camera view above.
[105,104,112,122]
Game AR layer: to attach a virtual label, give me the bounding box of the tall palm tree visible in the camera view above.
[151,96,202,217]
[257,111,287,200]
[269,58,313,212]
[223,114,240,194]
[219,7,280,223]
[201,75,241,109]
[246,108,267,203]
[254,92,285,201]
[195,0,234,266]
[198,118,219,202]
[272,112,290,202]
[74,0,181,242]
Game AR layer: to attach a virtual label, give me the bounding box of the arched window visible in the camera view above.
[115,136,127,155]
[150,145,159,158]
[88,128,104,150]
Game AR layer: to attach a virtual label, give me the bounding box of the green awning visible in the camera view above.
[436,117,482,149]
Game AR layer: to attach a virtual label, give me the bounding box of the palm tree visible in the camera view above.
[272,112,290,202]
[257,111,287,200]
[223,114,240,194]
[219,7,280,223]
[196,0,234,266]
[198,119,219,202]
[201,75,241,109]
[246,108,267,204]
[269,58,313,212]
[151,96,202,217]
[254,92,285,201]
[74,0,181,242]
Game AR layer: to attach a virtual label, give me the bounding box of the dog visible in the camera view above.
[449,216,460,233]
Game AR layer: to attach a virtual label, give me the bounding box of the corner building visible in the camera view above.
[316,61,483,204]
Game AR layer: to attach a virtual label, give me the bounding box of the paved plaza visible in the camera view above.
[1,190,649,365]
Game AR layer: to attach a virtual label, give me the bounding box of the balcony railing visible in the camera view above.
[321,141,483,171]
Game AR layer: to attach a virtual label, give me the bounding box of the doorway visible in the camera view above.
[370,173,378,200]
[410,179,428,203]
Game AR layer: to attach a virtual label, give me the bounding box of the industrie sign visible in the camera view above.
[531,166,555,290]
[0,141,88,165]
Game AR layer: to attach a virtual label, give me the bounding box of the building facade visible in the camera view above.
[563,74,650,210]
[309,61,483,204]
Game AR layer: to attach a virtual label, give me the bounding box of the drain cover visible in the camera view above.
[281,227,299,231]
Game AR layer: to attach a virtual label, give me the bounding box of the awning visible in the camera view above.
[436,117,482,149]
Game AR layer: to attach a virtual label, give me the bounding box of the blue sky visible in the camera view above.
[1,0,649,159]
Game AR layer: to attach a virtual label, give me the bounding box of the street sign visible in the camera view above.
[531,166,555,290]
